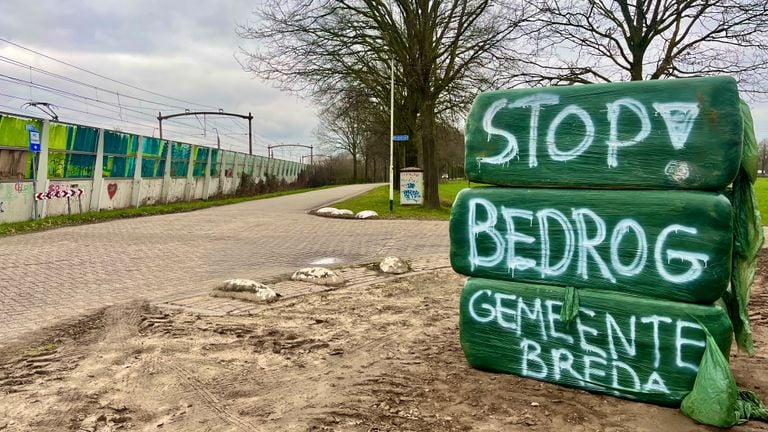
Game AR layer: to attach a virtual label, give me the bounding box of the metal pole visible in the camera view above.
[31,153,38,220]
[310,145,313,166]
[158,112,163,142]
[389,56,394,213]
[248,112,253,155]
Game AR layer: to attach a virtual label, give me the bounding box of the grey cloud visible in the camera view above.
[0,0,766,155]
[0,0,317,156]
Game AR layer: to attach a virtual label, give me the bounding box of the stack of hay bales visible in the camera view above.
[450,77,763,417]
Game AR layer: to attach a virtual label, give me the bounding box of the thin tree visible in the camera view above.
[759,138,768,175]
[519,0,768,95]
[238,0,528,208]
[314,89,372,182]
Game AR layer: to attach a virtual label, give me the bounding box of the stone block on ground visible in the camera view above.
[316,207,338,216]
[291,267,345,286]
[211,279,278,303]
[356,210,379,219]
[379,256,409,274]
[334,209,354,216]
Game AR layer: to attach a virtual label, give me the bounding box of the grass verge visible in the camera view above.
[330,179,478,220]
[756,177,767,222]
[0,186,336,237]
[334,178,768,223]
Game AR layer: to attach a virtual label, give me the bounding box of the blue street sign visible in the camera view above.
[28,128,41,153]
[392,135,409,141]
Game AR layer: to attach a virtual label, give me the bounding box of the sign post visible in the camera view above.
[27,125,41,220]
[390,134,410,211]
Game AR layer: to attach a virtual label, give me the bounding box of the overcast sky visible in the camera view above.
[0,0,318,159]
[0,0,766,160]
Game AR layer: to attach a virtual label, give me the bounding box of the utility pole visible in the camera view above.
[389,56,394,213]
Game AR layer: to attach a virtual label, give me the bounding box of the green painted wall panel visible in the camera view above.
[465,76,742,190]
[103,156,135,178]
[460,277,733,406]
[0,115,41,148]
[47,123,98,152]
[104,131,138,156]
[450,187,733,303]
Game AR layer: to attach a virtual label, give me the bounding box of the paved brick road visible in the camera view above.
[0,184,449,346]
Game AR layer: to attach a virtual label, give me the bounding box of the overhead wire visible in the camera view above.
[0,72,256,151]
[0,76,215,138]
[0,91,215,142]
[0,40,267,153]
[0,37,217,110]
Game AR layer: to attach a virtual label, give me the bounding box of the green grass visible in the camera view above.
[0,186,337,237]
[336,177,768,223]
[756,177,768,221]
[331,179,479,220]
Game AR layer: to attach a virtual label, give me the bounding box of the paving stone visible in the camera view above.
[0,184,450,346]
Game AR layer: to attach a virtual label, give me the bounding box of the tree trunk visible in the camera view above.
[352,153,357,182]
[364,155,369,182]
[420,98,440,209]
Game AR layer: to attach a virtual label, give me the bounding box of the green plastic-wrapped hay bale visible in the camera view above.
[459,277,733,407]
[450,187,733,303]
[464,76,742,190]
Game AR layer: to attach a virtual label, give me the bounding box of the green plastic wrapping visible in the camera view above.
[464,76,743,190]
[722,101,764,354]
[456,78,764,423]
[680,330,741,426]
[560,286,579,324]
[737,391,768,422]
[459,277,733,406]
[739,101,759,184]
[680,328,768,427]
[450,187,733,303]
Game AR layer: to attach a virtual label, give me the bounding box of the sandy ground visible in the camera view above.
[1,254,768,432]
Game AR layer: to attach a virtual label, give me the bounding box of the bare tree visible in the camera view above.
[520,0,768,96]
[315,89,373,182]
[759,138,768,175]
[238,0,527,208]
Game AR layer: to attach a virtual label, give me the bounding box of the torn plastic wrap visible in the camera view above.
[681,329,768,427]
[722,101,765,355]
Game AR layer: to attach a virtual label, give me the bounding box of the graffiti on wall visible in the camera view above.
[36,184,85,201]
[0,181,33,220]
[400,170,424,205]
[2,182,32,202]
[107,183,118,199]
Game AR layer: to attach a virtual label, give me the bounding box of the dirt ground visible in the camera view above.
[2,253,768,432]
